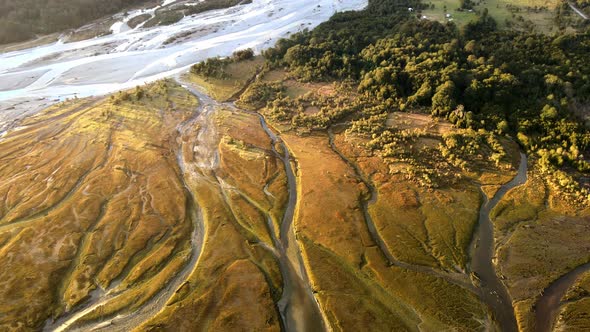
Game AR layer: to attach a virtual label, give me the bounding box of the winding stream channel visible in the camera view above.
[327,128,476,293]
[534,260,590,331]
[178,78,325,332]
[33,68,584,332]
[470,152,528,332]
[19,73,588,331]
[326,128,395,266]
[258,115,326,332]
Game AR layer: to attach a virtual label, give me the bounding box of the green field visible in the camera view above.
[421,0,578,32]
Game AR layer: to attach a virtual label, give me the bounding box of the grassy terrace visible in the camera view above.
[186,56,266,102]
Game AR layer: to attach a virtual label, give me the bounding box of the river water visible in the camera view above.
[470,152,528,331]
[0,0,368,134]
[534,260,590,331]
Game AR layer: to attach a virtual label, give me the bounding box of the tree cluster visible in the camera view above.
[190,48,255,80]
[255,0,590,191]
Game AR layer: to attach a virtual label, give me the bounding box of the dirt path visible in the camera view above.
[569,2,589,20]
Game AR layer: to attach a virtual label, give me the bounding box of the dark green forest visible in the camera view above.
[235,0,590,196]
[0,0,149,44]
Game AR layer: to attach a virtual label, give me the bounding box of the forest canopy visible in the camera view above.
[235,0,590,195]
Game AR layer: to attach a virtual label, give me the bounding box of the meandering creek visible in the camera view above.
[535,261,590,332]
[258,115,326,332]
[470,152,528,332]
[179,78,325,332]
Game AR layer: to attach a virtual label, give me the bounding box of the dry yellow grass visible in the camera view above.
[0,81,199,329]
[2,67,588,332]
[140,179,281,331]
[336,122,516,272]
[0,93,289,331]
[282,132,488,330]
[214,109,288,237]
[137,106,285,331]
[386,112,454,135]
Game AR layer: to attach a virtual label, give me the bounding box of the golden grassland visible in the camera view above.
[260,69,339,100]
[191,60,590,330]
[0,83,290,330]
[2,51,590,331]
[140,178,282,331]
[490,171,590,331]
[215,111,288,237]
[281,132,488,330]
[237,65,520,329]
[0,80,198,329]
[138,106,287,331]
[336,113,517,272]
[186,61,496,328]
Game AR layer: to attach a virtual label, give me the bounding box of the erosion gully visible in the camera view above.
[469,152,528,332]
[179,78,326,332]
[42,81,209,332]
